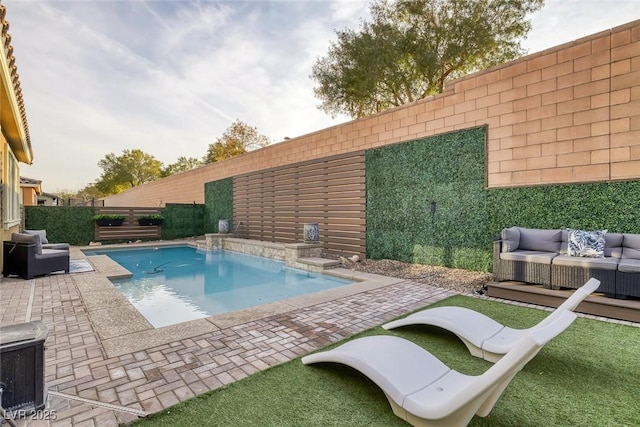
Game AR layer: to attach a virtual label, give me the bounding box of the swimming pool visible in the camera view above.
[83,246,352,328]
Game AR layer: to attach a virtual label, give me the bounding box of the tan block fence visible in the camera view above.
[103,20,640,209]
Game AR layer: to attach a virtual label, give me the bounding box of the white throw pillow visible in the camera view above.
[567,229,606,258]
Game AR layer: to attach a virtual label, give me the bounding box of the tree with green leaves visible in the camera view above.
[95,149,163,195]
[161,156,202,177]
[75,183,105,203]
[312,0,544,118]
[52,184,105,205]
[203,119,271,164]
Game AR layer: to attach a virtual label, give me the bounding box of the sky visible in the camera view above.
[4,0,640,193]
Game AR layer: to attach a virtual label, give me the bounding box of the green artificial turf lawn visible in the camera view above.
[133,296,640,426]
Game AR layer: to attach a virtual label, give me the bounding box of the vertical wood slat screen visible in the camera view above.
[233,151,366,258]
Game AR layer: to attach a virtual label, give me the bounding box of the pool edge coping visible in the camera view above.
[71,242,406,358]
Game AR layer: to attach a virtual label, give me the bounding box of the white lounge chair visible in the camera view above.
[383,277,599,362]
[302,310,577,427]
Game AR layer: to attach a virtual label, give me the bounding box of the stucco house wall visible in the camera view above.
[1,4,34,271]
[20,176,41,206]
[102,20,640,207]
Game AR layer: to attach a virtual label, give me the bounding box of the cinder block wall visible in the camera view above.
[102,20,640,207]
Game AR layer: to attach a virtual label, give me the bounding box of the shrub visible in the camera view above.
[137,214,165,220]
[93,214,125,221]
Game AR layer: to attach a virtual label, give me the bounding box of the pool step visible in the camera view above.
[296,257,341,270]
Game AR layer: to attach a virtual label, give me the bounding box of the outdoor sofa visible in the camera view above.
[2,233,69,279]
[493,227,640,299]
[23,229,70,250]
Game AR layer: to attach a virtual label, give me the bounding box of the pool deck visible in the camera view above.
[1,242,460,426]
[3,241,637,426]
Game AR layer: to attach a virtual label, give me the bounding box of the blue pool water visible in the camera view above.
[83,246,352,328]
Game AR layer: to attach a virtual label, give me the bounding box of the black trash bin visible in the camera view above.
[0,320,48,413]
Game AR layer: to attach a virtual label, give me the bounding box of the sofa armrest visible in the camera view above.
[493,239,503,260]
[42,243,70,251]
[3,241,37,278]
[3,240,37,258]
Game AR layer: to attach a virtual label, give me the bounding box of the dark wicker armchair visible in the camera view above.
[2,236,69,280]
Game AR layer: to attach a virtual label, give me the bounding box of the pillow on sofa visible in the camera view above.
[11,232,43,255]
[25,229,49,244]
[518,228,562,252]
[559,229,569,254]
[621,234,640,260]
[605,232,624,258]
[567,229,606,258]
[501,227,520,252]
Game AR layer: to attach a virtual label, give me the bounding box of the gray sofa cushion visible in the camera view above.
[36,249,69,260]
[43,243,70,250]
[500,250,557,264]
[518,228,562,252]
[604,233,624,258]
[560,229,569,254]
[618,258,640,273]
[552,255,619,270]
[25,229,69,250]
[622,234,640,260]
[11,232,43,255]
[501,227,520,252]
[24,229,49,244]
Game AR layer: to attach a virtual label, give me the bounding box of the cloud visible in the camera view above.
[523,0,640,53]
[6,0,640,192]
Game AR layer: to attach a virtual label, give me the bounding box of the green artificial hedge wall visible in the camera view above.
[161,203,205,240]
[25,204,211,243]
[23,140,640,272]
[366,124,640,273]
[204,177,233,233]
[24,206,95,245]
[366,126,492,271]
[487,180,640,236]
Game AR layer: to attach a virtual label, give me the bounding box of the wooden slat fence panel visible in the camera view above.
[94,207,162,241]
[233,151,366,257]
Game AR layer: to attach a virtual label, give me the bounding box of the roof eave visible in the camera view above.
[1,5,33,164]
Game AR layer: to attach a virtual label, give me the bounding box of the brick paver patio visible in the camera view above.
[1,264,455,426]
[4,251,637,427]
